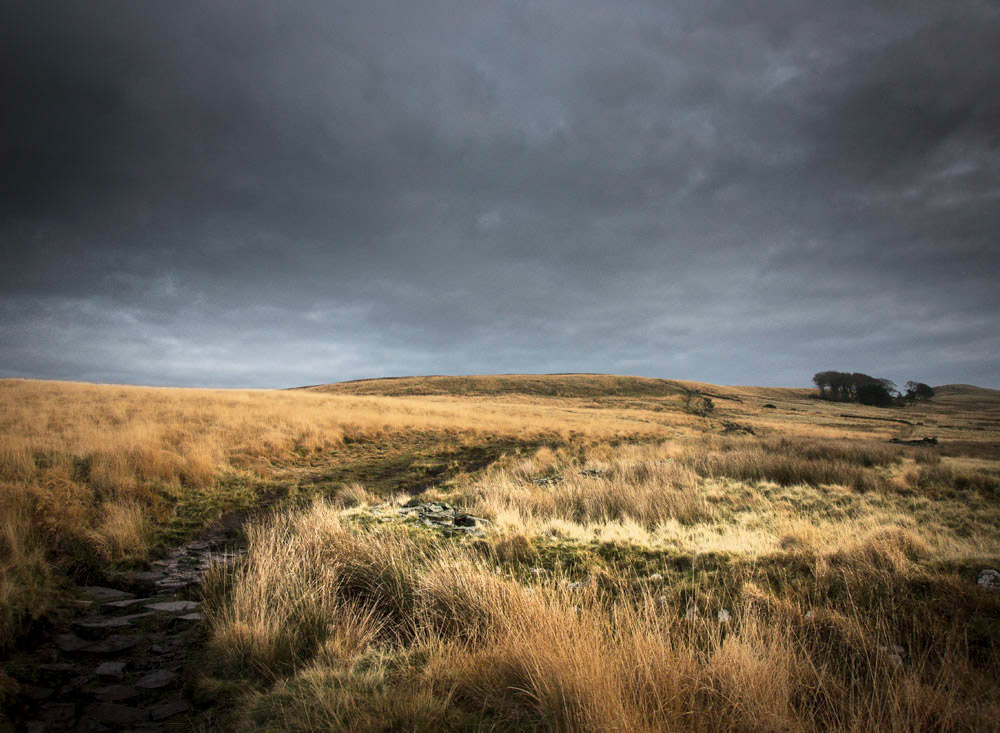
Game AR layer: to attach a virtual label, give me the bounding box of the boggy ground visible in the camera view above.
[2,376,1000,730]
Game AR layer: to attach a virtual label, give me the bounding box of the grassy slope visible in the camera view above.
[304,373,690,398]
[5,375,1000,730]
[193,375,1000,731]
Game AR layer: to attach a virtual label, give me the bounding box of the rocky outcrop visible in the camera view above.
[978,568,1000,592]
[368,500,490,536]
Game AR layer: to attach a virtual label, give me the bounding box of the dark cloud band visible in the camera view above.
[2,1,998,387]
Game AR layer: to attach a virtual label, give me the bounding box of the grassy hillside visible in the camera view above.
[304,373,690,398]
[934,383,1000,396]
[3,374,1000,730]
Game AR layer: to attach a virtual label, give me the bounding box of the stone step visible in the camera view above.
[145,600,200,613]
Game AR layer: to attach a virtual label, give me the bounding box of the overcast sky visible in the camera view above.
[2,1,998,388]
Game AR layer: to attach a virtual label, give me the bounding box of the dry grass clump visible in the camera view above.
[200,502,1000,731]
[472,445,711,529]
[907,463,998,494]
[0,377,688,649]
[6,373,1000,725]
[86,499,154,563]
[429,438,1000,559]
[673,436,899,492]
[0,487,58,648]
[332,483,380,509]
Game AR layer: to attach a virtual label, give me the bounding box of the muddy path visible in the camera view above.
[6,522,245,732]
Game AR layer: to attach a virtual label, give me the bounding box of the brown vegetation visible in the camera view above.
[3,374,1000,730]
[198,503,1000,731]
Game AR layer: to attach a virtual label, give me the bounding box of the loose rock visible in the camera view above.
[135,670,178,690]
[104,597,158,609]
[150,699,192,721]
[84,635,139,655]
[19,684,54,701]
[55,634,91,652]
[146,600,200,613]
[95,661,127,679]
[85,702,145,726]
[95,685,140,702]
[978,569,1000,591]
[80,586,135,602]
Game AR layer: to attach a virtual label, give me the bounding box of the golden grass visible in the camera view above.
[200,503,1000,731]
[4,373,1000,729]
[304,373,688,398]
[87,499,153,563]
[0,376,699,650]
[426,438,999,561]
[0,487,56,646]
[0,377,705,488]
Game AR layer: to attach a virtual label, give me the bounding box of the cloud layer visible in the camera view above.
[3,0,998,387]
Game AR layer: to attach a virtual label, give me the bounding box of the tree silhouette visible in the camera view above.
[904,382,935,402]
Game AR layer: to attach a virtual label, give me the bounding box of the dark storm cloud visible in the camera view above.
[2,0,998,388]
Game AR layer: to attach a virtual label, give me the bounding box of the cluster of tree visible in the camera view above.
[903,381,935,401]
[812,371,935,408]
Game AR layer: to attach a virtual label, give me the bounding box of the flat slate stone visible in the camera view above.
[75,616,133,630]
[95,661,127,679]
[26,702,76,731]
[84,635,138,654]
[95,684,139,702]
[150,699,192,721]
[135,669,177,690]
[58,672,96,695]
[130,571,165,583]
[104,597,157,609]
[56,633,91,652]
[118,611,157,623]
[19,684,54,701]
[155,581,194,591]
[80,586,134,602]
[71,717,111,733]
[36,660,82,677]
[84,703,145,726]
[145,600,200,613]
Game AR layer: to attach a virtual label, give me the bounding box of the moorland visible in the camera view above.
[1,374,999,730]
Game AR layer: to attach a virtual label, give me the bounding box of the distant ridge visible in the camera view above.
[934,384,1000,396]
[302,373,688,398]
[299,373,818,402]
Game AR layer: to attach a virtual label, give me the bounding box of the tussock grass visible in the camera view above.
[5,373,1000,728]
[87,499,153,563]
[0,377,686,649]
[0,487,57,646]
[472,445,711,528]
[201,502,1000,731]
[436,439,999,560]
[675,435,901,491]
